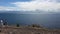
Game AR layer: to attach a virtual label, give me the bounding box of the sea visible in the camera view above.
[0,11,60,29]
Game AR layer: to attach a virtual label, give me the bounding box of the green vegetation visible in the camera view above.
[31,24,43,28]
[16,24,20,27]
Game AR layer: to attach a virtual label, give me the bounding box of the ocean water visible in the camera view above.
[0,12,60,29]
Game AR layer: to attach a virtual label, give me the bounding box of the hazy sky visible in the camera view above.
[0,0,60,12]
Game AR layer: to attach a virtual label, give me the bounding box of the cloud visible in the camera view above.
[33,0,60,2]
[0,6,20,11]
[0,6,13,11]
[12,0,60,12]
[0,0,60,12]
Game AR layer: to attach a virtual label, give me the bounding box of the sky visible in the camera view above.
[0,0,60,12]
